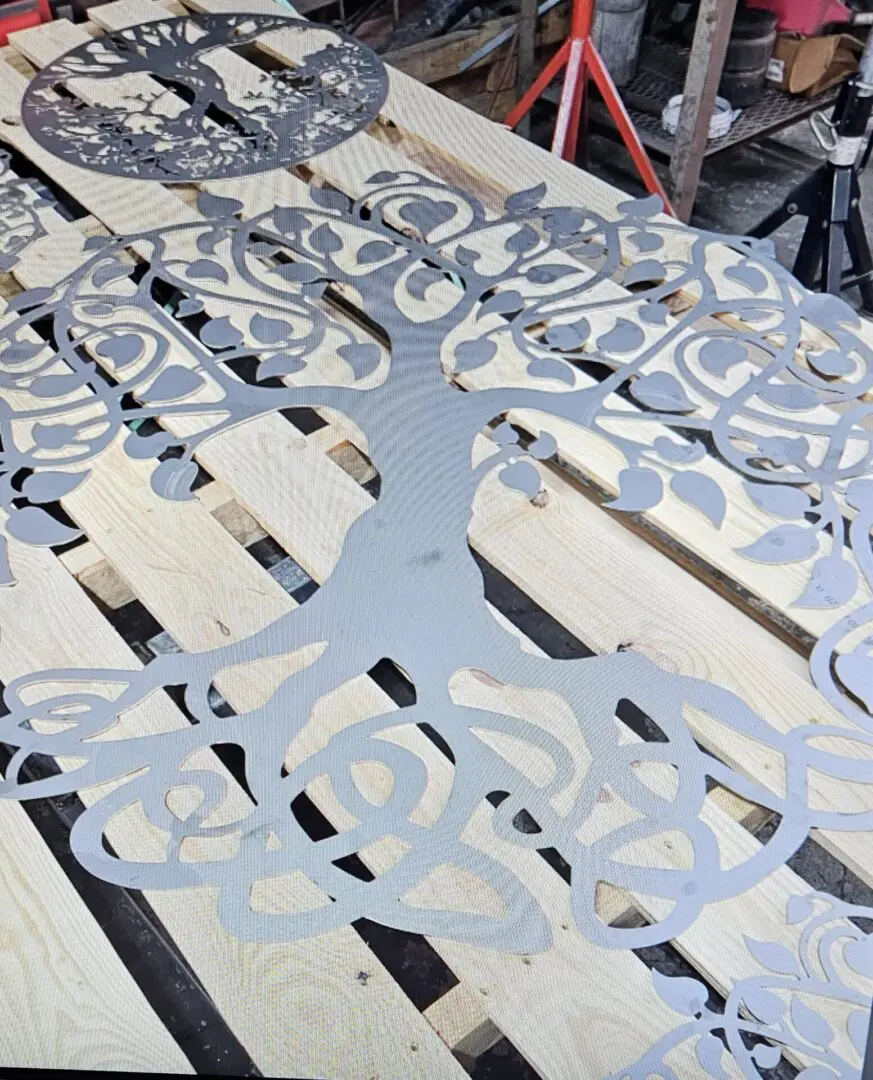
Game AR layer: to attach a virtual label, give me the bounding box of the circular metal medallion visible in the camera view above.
[21,13,388,182]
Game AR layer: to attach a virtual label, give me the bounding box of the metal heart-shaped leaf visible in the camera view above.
[792,556,857,609]
[186,259,229,284]
[670,471,726,528]
[177,298,204,318]
[272,207,311,235]
[124,429,177,459]
[789,998,833,1048]
[454,244,479,267]
[757,383,820,411]
[544,208,584,236]
[651,970,706,1017]
[29,372,89,399]
[272,261,321,284]
[695,1033,729,1080]
[724,263,768,294]
[196,230,224,256]
[250,315,292,345]
[454,339,496,373]
[500,460,541,498]
[529,432,557,460]
[505,224,539,254]
[617,194,663,220]
[358,240,396,264]
[150,458,198,501]
[196,191,243,219]
[199,316,242,350]
[398,198,456,235]
[310,186,351,212]
[739,524,819,564]
[21,469,89,503]
[742,481,811,519]
[141,366,205,403]
[95,333,144,368]
[545,322,588,351]
[2,340,46,364]
[699,339,747,378]
[527,357,574,385]
[492,422,519,446]
[846,477,873,511]
[744,936,800,975]
[808,349,853,377]
[653,437,705,464]
[4,506,81,546]
[407,267,444,301]
[598,319,646,354]
[338,343,381,379]
[526,264,579,285]
[92,260,132,289]
[751,1044,782,1070]
[309,223,343,254]
[629,229,664,253]
[6,286,52,312]
[367,171,398,184]
[256,354,307,381]
[32,422,79,450]
[631,372,695,412]
[639,301,671,325]
[742,987,787,1025]
[785,895,814,924]
[479,290,524,318]
[505,183,546,213]
[844,935,873,977]
[756,435,809,468]
[624,259,667,287]
[607,467,664,512]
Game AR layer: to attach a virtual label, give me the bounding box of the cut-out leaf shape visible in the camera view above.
[739,524,819,564]
[250,315,292,345]
[186,258,229,284]
[751,1044,782,1070]
[301,281,327,300]
[789,998,833,1048]
[607,467,663,512]
[756,435,809,467]
[493,422,519,446]
[454,339,497,372]
[6,286,52,312]
[793,556,857,609]
[200,316,242,350]
[631,372,695,412]
[744,937,800,976]
[500,460,541,498]
[848,1009,869,1054]
[527,357,574,385]
[597,319,646,354]
[651,970,706,1016]
[256,354,306,381]
[618,193,663,219]
[844,935,873,977]
[742,987,787,1025]
[479,290,524,318]
[847,477,873,511]
[505,183,546,213]
[725,263,768,294]
[671,472,726,528]
[527,264,579,285]
[545,321,588,350]
[81,302,114,317]
[454,244,479,266]
[695,1033,729,1080]
[367,170,398,184]
[629,229,664,253]
[624,259,667,287]
[309,223,343,254]
[150,458,198,501]
[5,506,81,546]
[310,186,351,212]
[808,349,853,377]
[399,198,456,235]
[248,242,280,259]
[177,298,204,317]
[505,224,539,254]
[196,191,243,219]
[95,333,144,368]
[196,230,224,255]
[530,432,557,460]
[83,235,111,251]
[801,290,860,330]
[272,261,321,284]
[124,429,176,459]
[32,423,78,450]
[21,470,89,503]
[743,481,811,519]
[757,383,820,411]
[338,343,381,379]
[407,267,444,301]
[2,341,45,364]
[140,366,205,403]
[272,207,310,234]
[653,436,705,464]
[544,209,584,236]
[92,260,132,288]
[699,339,747,378]
[358,240,395,264]
[29,372,89,399]
[785,894,814,924]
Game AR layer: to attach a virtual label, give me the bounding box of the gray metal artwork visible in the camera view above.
[613,891,873,1079]
[21,14,387,181]
[0,150,47,271]
[2,174,873,958]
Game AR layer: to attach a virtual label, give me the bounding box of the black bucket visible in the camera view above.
[719,7,778,108]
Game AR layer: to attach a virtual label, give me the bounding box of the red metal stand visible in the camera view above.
[503,0,675,215]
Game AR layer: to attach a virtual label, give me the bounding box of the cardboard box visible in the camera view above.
[766,32,863,96]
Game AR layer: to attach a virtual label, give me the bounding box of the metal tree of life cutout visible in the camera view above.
[1,172,873,981]
[21,14,388,181]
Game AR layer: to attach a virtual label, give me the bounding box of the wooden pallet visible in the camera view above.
[0,2,871,1078]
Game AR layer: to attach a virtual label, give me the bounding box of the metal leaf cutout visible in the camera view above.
[651,970,707,1016]
[743,481,811,519]
[744,936,801,975]
[699,339,747,378]
[500,461,541,497]
[150,458,198,501]
[670,472,726,528]
[793,557,858,609]
[4,506,81,546]
[21,470,89,503]
[631,372,695,412]
[140,367,205,403]
[740,525,819,564]
[789,998,833,1048]
[607,467,664,512]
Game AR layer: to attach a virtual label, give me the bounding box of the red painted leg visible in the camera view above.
[504,40,570,131]
[553,38,585,161]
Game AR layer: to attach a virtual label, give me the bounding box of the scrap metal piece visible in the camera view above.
[21,13,388,181]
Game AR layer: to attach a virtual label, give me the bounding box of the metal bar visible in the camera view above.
[668,0,738,222]
[458,0,563,73]
[515,0,539,139]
